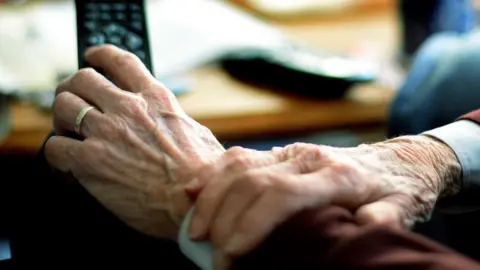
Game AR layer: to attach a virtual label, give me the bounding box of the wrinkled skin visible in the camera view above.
[44,45,225,239]
[44,45,462,270]
[187,138,461,269]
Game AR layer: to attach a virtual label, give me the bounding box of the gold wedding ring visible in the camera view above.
[74,106,96,135]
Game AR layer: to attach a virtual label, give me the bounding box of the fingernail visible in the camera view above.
[188,214,203,239]
[213,249,231,270]
[225,234,244,254]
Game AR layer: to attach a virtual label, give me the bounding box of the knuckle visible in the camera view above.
[76,68,97,81]
[284,142,311,157]
[295,145,331,173]
[145,87,181,112]
[114,51,140,67]
[52,91,71,112]
[225,155,252,173]
[120,95,149,116]
[69,68,97,89]
[289,142,310,151]
[101,117,124,139]
[225,146,248,158]
[55,68,96,96]
[301,146,324,162]
[329,161,355,175]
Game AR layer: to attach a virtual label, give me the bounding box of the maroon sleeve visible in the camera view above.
[233,206,480,270]
[460,110,480,124]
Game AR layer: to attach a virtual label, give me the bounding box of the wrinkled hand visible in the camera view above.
[44,45,225,239]
[187,137,461,269]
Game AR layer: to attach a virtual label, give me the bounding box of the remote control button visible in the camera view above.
[131,21,142,31]
[113,3,126,11]
[84,21,97,32]
[107,35,122,46]
[85,12,99,20]
[126,34,143,50]
[100,13,112,21]
[103,23,128,37]
[129,3,141,11]
[114,13,126,21]
[131,12,142,21]
[88,33,106,46]
[86,3,97,11]
[100,4,111,12]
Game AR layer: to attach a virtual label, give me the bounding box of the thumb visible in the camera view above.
[354,201,407,230]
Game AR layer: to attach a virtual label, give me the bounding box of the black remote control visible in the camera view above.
[220,45,377,99]
[75,0,154,74]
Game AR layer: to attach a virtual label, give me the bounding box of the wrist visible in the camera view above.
[377,135,462,198]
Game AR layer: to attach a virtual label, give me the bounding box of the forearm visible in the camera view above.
[375,135,462,198]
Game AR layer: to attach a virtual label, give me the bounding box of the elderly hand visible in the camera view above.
[187,136,461,269]
[44,45,225,239]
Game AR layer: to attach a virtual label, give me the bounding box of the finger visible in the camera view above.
[224,189,300,257]
[56,67,125,112]
[53,91,104,138]
[188,173,240,240]
[189,149,281,239]
[213,249,231,270]
[223,166,368,256]
[210,156,316,247]
[354,201,405,229]
[44,136,83,173]
[210,174,263,247]
[85,45,155,92]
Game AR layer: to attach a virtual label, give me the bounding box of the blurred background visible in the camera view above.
[2,0,480,266]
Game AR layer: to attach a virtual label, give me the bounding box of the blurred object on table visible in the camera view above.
[219,44,378,99]
[230,0,392,19]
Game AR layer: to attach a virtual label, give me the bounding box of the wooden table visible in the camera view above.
[0,2,399,153]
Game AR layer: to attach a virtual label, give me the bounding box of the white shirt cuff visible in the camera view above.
[178,208,213,270]
[423,120,480,212]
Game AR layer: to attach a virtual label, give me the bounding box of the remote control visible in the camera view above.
[75,0,154,75]
[220,45,377,99]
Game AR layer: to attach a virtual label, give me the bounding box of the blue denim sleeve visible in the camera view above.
[423,120,480,213]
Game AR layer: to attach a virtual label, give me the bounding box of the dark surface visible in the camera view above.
[0,144,198,269]
[235,206,480,270]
